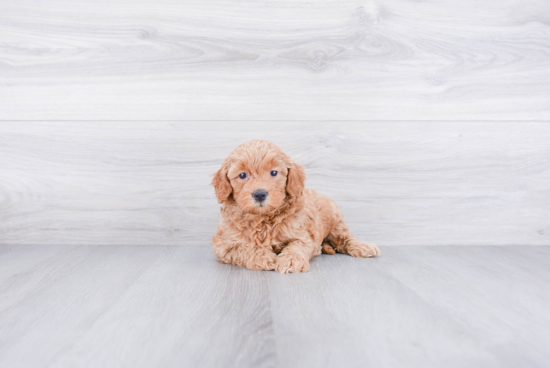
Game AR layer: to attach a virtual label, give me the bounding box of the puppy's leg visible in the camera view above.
[275,240,315,273]
[212,237,277,271]
[327,218,380,258]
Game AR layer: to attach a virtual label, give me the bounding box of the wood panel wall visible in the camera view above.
[1,122,548,246]
[1,0,549,246]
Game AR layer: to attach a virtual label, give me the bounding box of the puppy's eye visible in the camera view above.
[270,170,278,177]
[239,172,247,179]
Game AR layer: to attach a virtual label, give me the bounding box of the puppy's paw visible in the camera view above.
[275,251,310,273]
[321,243,336,255]
[346,241,380,258]
[217,247,246,267]
[246,249,277,271]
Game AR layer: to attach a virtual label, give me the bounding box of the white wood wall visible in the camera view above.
[1,0,549,246]
[1,122,549,246]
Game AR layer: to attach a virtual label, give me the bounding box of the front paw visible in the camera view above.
[216,246,246,267]
[275,251,310,273]
[245,249,277,271]
[346,241,380,258]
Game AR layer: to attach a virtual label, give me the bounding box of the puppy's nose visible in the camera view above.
[252,189,268,203]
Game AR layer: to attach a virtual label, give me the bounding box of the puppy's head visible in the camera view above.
[212,140,305,214]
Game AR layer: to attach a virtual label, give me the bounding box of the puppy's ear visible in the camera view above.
[286,162,306,198]
[212,165,232,204]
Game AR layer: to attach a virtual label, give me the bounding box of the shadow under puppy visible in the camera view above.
[211,140,379,273]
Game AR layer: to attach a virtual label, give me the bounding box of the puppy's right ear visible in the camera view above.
[212,165,232,204]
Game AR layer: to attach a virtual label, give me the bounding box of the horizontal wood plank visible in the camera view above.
[1,121,548,246]
[1,0,549,120]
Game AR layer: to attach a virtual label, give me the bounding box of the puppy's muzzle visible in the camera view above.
[252,189,268,203]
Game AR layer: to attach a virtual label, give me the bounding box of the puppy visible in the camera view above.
[211,140,379,273]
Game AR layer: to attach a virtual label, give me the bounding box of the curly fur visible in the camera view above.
[211,140,379,273]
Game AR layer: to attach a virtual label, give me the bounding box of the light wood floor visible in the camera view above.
[1,245,549,368]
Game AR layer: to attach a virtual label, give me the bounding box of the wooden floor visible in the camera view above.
[1,245,549,368]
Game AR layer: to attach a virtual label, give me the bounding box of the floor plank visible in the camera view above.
[47,247,276,368]
[0,245,549,367]
[0,245,164,366]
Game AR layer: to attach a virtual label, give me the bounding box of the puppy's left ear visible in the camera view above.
[286,162,306,198]
[212,164,232,204]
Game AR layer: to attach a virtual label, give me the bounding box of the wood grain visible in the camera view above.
[1,121,549,246]
[268,246,550,368]
[1,0,549,120]
[1,245,549,367]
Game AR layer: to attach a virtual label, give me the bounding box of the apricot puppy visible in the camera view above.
[211,140,379,273]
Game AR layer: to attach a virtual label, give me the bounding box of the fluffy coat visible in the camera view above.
[211,140,379,273]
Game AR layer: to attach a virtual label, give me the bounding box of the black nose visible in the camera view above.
[252,189,268,203]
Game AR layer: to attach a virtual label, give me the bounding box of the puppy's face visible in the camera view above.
[212,140,305,215]
[228,153,288,214]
